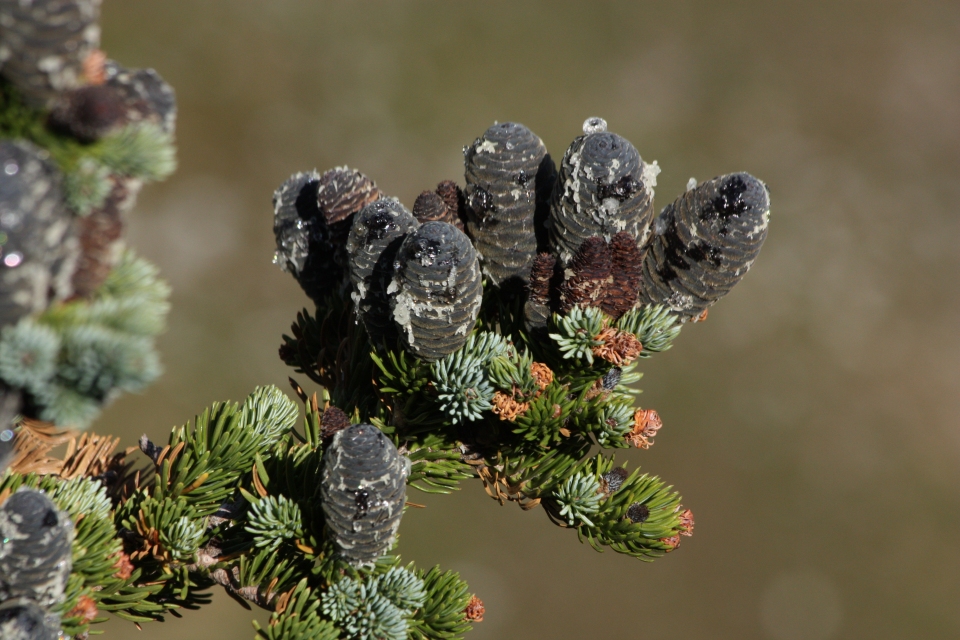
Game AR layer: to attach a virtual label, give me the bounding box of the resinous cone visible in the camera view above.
[639,172,770,319]
[463,122,546,284]
[321,423,409,564]
[346,198,418,346]
[390,221,482,361]
[548,119,657,265]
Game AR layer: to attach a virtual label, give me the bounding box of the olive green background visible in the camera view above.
[93,2,959,638]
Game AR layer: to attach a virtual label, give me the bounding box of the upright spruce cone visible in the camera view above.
[272,167,378,303]
[320,423,409,564]
[559,236,612,313]
[0,140,78,327]
[0,0,102,108]
[463,122,547,284]
[0,489,73,608]
[390,221,482,361]
[638,172,770,319]
[345,198,418,346]
[548,118,656,265]
[434,180,465,230]
[0,598,60,640]
[272,171,334,302]
[523,252,557,331]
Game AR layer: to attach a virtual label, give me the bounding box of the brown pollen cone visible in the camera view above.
[435,180,466,230]
[320,407,351,440]
[83,49,107,85]
[464,595,485,622]
[599,231,645,319]
[560,236,612,313]
[627,408,662,449]
[113,551,134,580]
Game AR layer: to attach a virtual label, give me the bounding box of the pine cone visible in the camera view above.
[548,119,655,265]
[320,423,408,564]
[390,221,482,361]
[0,0,101,108]
[638,173,770,320]
[345,198,418,347]
[0,489,73,608]
[317,166,380,252]
[463,122,547,284]
[0,140,78,326]
[0,598,61,640]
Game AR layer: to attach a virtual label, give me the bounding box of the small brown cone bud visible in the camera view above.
[560,236,612,312]
[320,407,351,440]
[592,327,643,366]
[413,190,450,224]
[660,534,681,551]
[678,508,695,537]
[627,408,662,449]
[112,552,134,580]
[464,595,485,622]
[69,595,98,624]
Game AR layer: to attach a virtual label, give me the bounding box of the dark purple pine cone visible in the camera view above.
[559,236,613,313]
[0,140,78,327]
[47,84,126,143]
[0,598,61,640]
[103,60,177,135]
[320,423,409,564]
[0,489,73,608]
[272,171,336,303]
[523,252,557,331]
[434,180,465,230]
[638,173,770,320]
[390,221,482,361]
[463,122,547,284]
[547,118,656,266]
[0,0,101,108]
[598,231,645,319]
[346,198,418,346]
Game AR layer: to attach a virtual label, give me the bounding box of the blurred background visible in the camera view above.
[94,1,959,638]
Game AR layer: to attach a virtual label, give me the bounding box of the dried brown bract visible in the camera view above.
[530,362,553,391]
[659,534,681,551]
[68,595,98,625]
[112,551,134,580]
[627,408,662,449]
[560,236,612,312]
[591,327,643,366]
[678,508,695,537]
[464,595,485,622]
[491,391,530,422]
[82,48,107,85]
